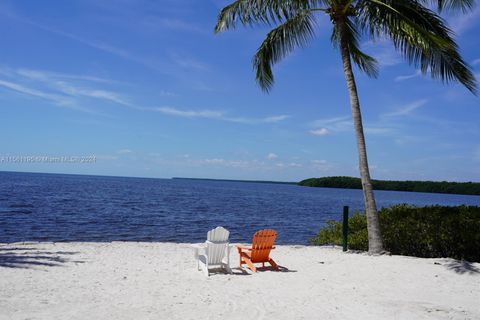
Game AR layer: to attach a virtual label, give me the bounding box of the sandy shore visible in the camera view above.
[0,242,479,320]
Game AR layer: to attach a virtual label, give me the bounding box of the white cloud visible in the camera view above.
[58,83,132,107]
[155,107,224,119]
[394,70,422,82]
[446,6,480,35]
[309,128,331,136]
[11,68,136,109]
[362,39,402,67]
[275,162,302,168]
[381,99,428,118]
[117,149,133,154]
[311,116,352,134]
[0,79,71,106]
[263,115,290,123]
[2,65,289,125]
[171,53,210,71]
[159,90,176,97]
[267,153,278,160]
[288,162,302,167]
[310,159,333,171]
[472,58,480,66]
[16,68,112,83]
[154,106,289,125]
[204,158,225,165]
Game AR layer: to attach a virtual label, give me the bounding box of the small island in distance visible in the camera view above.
[299,176,480,196]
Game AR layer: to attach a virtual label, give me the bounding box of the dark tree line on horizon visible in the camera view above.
[299,176,480,196]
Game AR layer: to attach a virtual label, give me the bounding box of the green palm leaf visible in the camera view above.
[253,10,317,91]
[357,0,477,93]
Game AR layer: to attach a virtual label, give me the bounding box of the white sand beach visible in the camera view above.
[1,242,479,320]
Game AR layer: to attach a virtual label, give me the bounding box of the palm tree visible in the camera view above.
[215,0,477,253]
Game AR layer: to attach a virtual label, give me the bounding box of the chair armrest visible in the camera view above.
[236,245,252,251]
[191,243,206,249]
[191,243,206,259]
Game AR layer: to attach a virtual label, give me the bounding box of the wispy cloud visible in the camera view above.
[310,159,333,171]
[267,153,278,160]
[310,112,398,137]
[309,128,330,136]
[0,79,71,106]
[0,10,178,75]
[171,53,210,71]
[6,67,136,109]
[264,115,290,123]
[362,39,402,67]
[0,78,101,114]
[473,58,480,67]
[16,68,113,83]
[116,149,133,154]
[394,70,422,82]
[446,6,480,35]
[275,162,302,168]
[381,99,428,118]
[155,107,223,119]
[311,116,352,133]
[1,65,289,125]
[154,106,290,124]
[142,17,207,34]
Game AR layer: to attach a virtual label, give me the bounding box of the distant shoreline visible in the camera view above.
[2,171,479,195]
[299,176,480,196]
[172,177,297,185]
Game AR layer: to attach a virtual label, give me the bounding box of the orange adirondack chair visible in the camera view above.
[237,229,279,272]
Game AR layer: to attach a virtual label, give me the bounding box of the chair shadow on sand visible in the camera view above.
[206,265,297,276]
[444,260,480,275]
[0,246,84,269]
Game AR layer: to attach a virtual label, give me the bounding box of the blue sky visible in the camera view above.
[0,0,479,182]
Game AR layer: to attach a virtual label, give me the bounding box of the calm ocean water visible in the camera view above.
[1,171,479,244]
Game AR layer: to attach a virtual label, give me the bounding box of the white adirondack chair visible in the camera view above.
[193,226,232,276]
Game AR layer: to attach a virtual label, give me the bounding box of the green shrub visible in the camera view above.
[309,205,480,262]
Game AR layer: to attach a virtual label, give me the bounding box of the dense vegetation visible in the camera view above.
[299,176,480,196]
[310,205,480,262]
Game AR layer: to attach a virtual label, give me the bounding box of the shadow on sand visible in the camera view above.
[444,260,480,275]
[206,265,297,276]
[0,245,83,269]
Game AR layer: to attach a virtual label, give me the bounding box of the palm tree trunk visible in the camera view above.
[337,19,384,254]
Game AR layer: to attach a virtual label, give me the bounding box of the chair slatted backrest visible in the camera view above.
[207,226,229,243]
[250,229,277,263]
[206,226,229,265]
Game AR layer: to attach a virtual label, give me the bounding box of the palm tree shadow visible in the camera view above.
[0,246,83,269]
[444,260,480,275]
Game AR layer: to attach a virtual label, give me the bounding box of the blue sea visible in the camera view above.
[1,171,479,244]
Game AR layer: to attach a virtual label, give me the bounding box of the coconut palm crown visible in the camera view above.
[215,0,477,254]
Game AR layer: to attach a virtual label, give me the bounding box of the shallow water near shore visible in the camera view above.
[1,171,479,244]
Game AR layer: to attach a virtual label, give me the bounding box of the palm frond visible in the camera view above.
[417,0,475,13]
[357,0,477,94]
[332,17,379,78]
[253,10,317,91]
[214,0,327,33]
